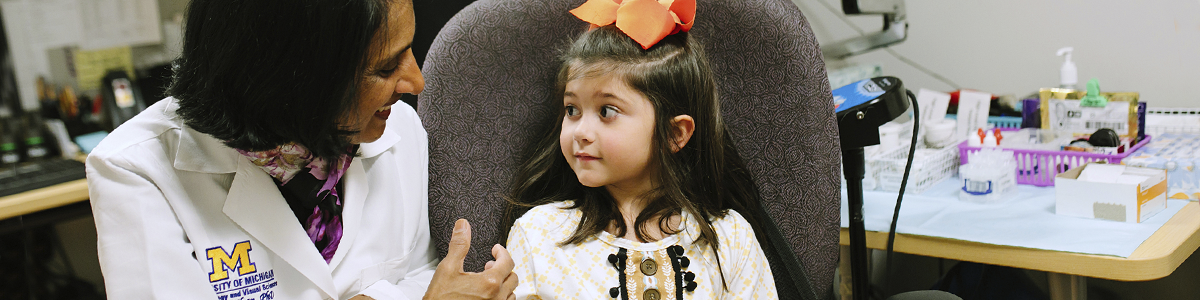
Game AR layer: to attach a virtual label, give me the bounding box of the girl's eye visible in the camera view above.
[599,106,618,118]
[564,105,580,117]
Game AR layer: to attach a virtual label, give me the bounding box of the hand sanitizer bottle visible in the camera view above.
[1057,47,1077,90]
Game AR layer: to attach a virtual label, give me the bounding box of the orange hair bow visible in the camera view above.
[569,0,696,50]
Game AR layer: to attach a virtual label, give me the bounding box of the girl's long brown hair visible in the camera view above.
[502,25,770,287]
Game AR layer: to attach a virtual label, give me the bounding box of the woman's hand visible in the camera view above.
[423,219,518,300]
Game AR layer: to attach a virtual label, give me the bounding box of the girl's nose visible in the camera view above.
[572,118,595,143]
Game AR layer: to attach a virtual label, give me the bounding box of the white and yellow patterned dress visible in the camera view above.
[507,201,778,300]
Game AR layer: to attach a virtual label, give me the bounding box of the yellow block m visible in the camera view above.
[207,241,256,282]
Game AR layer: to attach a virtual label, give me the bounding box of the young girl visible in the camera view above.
[503,1,778,298]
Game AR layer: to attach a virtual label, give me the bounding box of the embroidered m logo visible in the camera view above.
[207,241,257,282]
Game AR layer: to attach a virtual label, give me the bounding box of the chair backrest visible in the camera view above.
[418,0,842,297]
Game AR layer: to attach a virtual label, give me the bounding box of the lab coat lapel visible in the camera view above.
[327,157,366,269]
[326,125,398,269]
[329,126,398,268]
[224,158,337,298]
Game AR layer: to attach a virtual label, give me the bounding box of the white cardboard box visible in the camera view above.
[1055,163,1168,223]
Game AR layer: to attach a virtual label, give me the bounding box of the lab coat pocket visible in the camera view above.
[357,253,411,291]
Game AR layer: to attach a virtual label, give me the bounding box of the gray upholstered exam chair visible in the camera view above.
[418,0,842,298]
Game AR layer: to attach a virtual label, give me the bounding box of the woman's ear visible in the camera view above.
[669,115,695,153]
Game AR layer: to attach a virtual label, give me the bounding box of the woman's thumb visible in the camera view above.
[442,219,472,272]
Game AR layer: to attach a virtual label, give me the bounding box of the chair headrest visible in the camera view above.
[420,0,842,297]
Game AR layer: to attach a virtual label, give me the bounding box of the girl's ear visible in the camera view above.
[669,115,695,153]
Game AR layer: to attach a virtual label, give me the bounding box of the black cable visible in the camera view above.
[883,89,920,294]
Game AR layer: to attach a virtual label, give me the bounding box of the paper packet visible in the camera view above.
[1039,88,1140,138]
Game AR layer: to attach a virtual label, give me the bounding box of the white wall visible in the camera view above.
[797,0,1200,108]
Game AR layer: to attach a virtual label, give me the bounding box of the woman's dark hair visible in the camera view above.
[504,25,767,286]
[169,0,395,162]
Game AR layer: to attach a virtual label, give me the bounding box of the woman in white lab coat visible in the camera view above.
[84,0,516,299]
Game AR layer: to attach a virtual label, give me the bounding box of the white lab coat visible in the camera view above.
[86,97,437,300]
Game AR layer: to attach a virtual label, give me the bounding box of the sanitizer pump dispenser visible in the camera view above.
[1057,47,1077,90]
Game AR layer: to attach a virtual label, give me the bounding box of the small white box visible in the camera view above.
[1055,162,1168,223]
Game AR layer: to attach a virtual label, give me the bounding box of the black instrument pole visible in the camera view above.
[833,76,910,300]
[843,147,870,300]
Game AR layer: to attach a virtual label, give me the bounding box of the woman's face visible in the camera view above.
[345,0,424,144]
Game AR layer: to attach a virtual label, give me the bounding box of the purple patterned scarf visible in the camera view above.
[238,143,352,263]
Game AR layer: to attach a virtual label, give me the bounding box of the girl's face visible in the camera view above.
[345,0,424,144]
[561,73,658,193]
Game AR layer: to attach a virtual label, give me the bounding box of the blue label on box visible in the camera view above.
[963,179,994,195]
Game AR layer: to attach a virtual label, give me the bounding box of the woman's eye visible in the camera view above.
[564,105,579,116]
[599,106,618,118]
[379,67,398,77]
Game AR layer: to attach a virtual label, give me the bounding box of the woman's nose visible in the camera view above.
[395,50,425,95]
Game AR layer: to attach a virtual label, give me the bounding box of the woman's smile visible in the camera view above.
[374,100,398,120]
